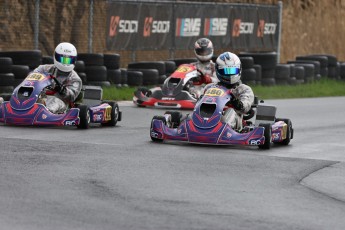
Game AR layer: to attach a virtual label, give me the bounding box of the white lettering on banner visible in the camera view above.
[206,18,228,36]
[177,18,201,37]
[152,21,170,33]
[239,22,254,34]
[264,23,277,34]
[119,20,138,33]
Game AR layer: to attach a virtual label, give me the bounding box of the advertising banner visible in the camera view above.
[106,1,280,52]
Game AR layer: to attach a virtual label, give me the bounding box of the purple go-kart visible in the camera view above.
[150,85,293,149]
[0,72,121,129]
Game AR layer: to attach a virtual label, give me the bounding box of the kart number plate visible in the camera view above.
[26,73,45,81]
[204,88,224,97]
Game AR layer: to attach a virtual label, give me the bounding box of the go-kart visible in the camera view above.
[150,85,293,149]
[0,72,121,129]
[133,64,205,109]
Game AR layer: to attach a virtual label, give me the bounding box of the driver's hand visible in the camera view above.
[54,84,66,95]
[231,97,244,111]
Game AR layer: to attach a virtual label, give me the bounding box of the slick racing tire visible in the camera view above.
[164,111,182,128]
[150,115,166,142]
[101,101,120,127]
[258,123,271,149]
[77,104,90,129]
[275,118,293,145]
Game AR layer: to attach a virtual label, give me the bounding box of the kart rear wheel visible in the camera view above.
[258,123,271,149]
[150,115,166,142]
[102,101,120,127]
[77,104,90,129]
[164,111,182,128]
[275,118,293,145]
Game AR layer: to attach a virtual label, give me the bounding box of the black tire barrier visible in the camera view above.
[87,81,111,87]
[169,58,197,67]
[159,74,167,84]
[78,53,104,66]
[128,68,159,85]
[239,56,254,69]
[164,61,176,75]
[75,60,85,73]
[128,61,166,75]
[296,55,328,68]
[12,65,30,79]
[84,66,107,82]
[0,57,13,73]
[120,68,128,86]
[242,68,257,82]
[294,65,305,80]
[239,52,277,70]
[293,63,314,83]
[261,78,276,86]
[107,69,122,85]
[0,86,14,94]
[0,50,42,70]
[275,64,291,80]
[288,77,297,85]
[340,62,345,80]
[127,70,143,86]
[288,60,320,77]
[253,64,262,82]
[42,56,54,65]
[0,73,15,86]
[261,69,275,79]
[77,72,87,84]
[104,53,121,70]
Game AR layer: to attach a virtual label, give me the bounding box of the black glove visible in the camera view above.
[231,97,243,111]
[54,84,66,95]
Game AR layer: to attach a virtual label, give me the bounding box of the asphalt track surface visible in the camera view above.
[0,96,344,230]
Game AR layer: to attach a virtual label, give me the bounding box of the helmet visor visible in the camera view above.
[195,47,213,56]
[55,53,76,65]
[217,67,240,76]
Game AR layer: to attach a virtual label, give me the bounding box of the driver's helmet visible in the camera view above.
[215,52,242,85]
[54,42,77,73]
[194,38,214,62]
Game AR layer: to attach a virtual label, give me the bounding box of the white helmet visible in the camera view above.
[215,52,242,85]
[194,38,214,62]
[54,42,77,72]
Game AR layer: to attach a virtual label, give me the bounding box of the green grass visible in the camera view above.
[102,78,345,101]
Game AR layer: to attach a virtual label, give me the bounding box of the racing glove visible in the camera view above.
[231,97,244,111]
[54,84,66,95]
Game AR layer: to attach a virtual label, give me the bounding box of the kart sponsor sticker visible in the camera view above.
[204,88,224,97]
[104,106,112,121]
[26,73,45,81]
[176,66,192,73]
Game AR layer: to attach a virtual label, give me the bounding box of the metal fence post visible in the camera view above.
[34,0,40,50]
[88,0,94,53]
[277,1,283,63]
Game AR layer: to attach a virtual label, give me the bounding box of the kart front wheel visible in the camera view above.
[150,115,166,142]
[77,104,90,129]
[258,123,271,149]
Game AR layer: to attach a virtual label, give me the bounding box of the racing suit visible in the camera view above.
[189,60,218,98]
[204,81,254,131]
[33,64,82,114]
